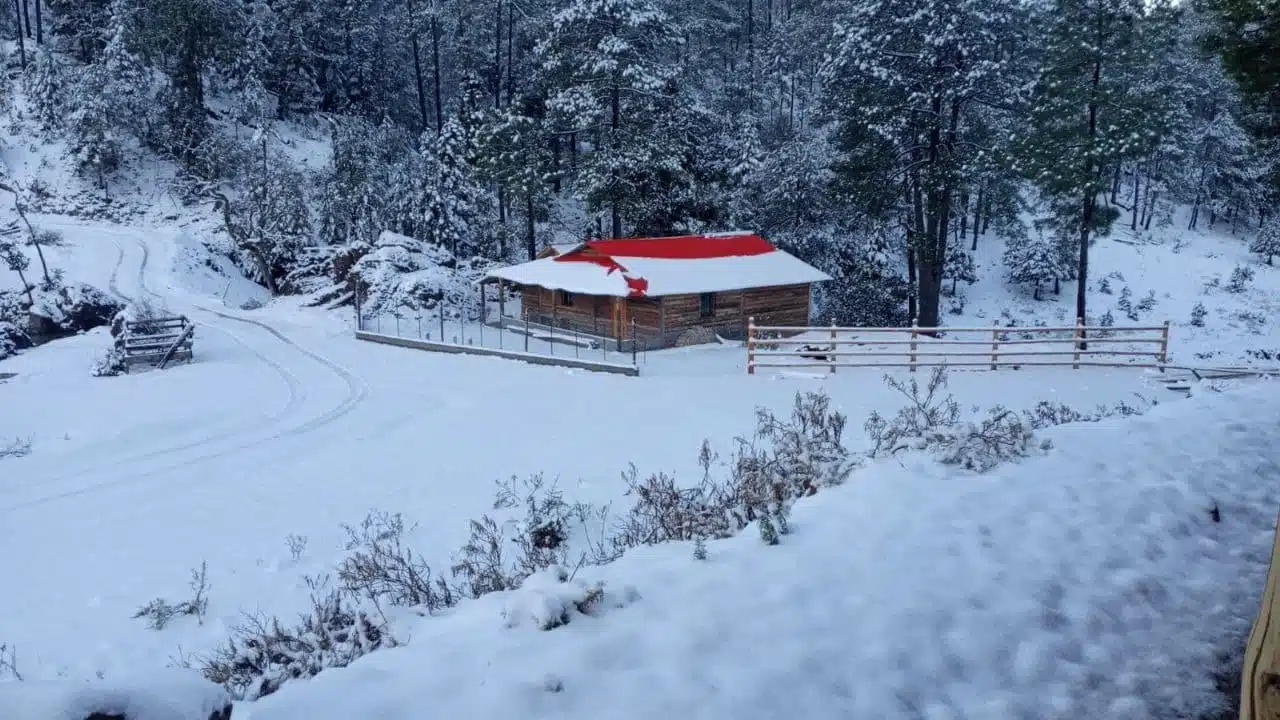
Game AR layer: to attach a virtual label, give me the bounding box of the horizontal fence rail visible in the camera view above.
[120,315,195,371]
[746,317,1170,375]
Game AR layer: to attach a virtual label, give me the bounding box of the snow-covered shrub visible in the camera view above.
[352,230,494,318]
[500,567,636,632]
[1226,264,1254,293]
[91,346,127,377]
[1136,290,1157,315]
[201,587,393,701]
[1097,275,1113,294]
[0,642,20,680]
[866,368,1047,472]
[1020,400,1147,430]
[925,407,1044,473]
[132,562,210,630]
[1191,302,1208,327]
[1117,286,1136,320]
[337,511,455,612]
[0,320,31,360]
[864,367,961,456]
[613,392,853,548]
[0,438,30,459]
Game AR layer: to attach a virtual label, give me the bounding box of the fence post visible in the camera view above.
[747,317,756,375]
[829,319,837,374]
[991,321,1000,371]
[573,325,580,358]
[909,319,919,373]
[1073,316,1084,370]
[524,315,530,353]
[1159,320,1170,371]
[438,309,445,344]
[631,318,637,366]
[417,314,422,339]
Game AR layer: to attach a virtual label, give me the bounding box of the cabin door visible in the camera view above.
[611,298,627,341]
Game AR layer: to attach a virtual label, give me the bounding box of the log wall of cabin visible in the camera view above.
[519,287,620,338]
[658,284,812,344]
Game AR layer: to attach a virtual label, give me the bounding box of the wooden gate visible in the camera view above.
[121,316,195,371]
[1241,510,1280,720]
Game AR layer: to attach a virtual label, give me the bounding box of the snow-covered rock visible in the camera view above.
[352,231,493,317]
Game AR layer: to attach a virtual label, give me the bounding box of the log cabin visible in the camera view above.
[482,232,831,349]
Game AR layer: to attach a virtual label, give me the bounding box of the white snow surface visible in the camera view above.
[246,385,1280,720]
[0,668,229,720]
[484,249,832,297]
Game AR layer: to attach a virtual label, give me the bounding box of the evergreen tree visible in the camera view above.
[25,47,68,133]
[535,0,683,237]
[823,0,1029,328]
[1003,229,1065,301]
[1015,0,1177,335]
[1251,217,1280,265]
[66,67,124,190]
[944,246,977,295]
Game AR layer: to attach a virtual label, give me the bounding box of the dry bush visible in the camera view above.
[864,366,961,456]
[201,585,392,701]
[133,561,210,630]
[1,437,31,459]
[337,511,454,612]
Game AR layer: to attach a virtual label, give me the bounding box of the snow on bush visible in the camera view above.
[1,437,32,459]
[0,668,231,720]
[337,511,456,612]
[132,563,210,631]
[865,367,1051,471]
[500,567,638,632]
[352,231,494,318]
[200,586,393,702]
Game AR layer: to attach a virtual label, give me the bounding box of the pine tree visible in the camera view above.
[823,0,1029,329]
[25,47,68,133]
[66,67,124,190]
[1004,230,1063,301]
[535,0,684,237]
[1015,0,1177,336]
[944,246,977,295]
[422,117,486,257]
[1251,216,1280,265]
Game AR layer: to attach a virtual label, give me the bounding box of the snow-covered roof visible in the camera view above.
[485,233,831,298]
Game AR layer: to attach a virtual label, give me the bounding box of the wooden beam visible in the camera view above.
[1241,510,1280,720]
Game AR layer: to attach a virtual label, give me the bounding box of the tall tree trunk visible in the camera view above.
[408,0,430,132]
[20,0,29,38]
[971,184,983,250]
[1077,53,1103,350]
[1130,162,1140,231]
[11,0,24,69]
[1109,162,1122,204]
[506,6,515,100]
[609,83,621,238]
[493,0,502,107]
[32,0,39,44]
[430,8,443,134]
[525,194,536,260]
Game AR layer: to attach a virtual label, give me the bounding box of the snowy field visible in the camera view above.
[1,213,1278,718]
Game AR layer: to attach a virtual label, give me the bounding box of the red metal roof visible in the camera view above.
[555,233,776,261]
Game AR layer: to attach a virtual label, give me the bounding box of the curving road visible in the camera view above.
[0,220,371,512]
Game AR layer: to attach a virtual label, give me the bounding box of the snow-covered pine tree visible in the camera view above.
[822,0,1029,329]
[480,104,553,260]
[1015,0,1177,333]
[422,117,486,257]
[535,0,684,237]
[1251,216,1280,265]
[944,245,976,295]
[25,48,68,133]
[66,67,124,191]
[1004,229,1063,301]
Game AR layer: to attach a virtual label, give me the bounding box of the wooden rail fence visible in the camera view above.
[746,317,1170,374]
[1241,510,1280,720]
[121,315,195,371]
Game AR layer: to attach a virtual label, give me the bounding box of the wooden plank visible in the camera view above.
[1241,510,1280,720]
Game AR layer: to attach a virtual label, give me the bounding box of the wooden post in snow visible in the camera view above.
[991,321,1000,371]
[829,319,837,374]
[1159,320,1170,371]
[1073,317,1084,370]
[909,319,919,373]
[1240,510,1280,720]
[747,317,756,375]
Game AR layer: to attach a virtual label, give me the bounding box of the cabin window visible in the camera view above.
[558,290,574,307]
[699,292,716,317]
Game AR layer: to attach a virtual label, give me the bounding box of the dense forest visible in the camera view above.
[0,0,1277,328]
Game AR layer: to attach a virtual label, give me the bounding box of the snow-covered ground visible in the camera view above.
[2,206,1279,716]
[243,384,1280,720]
